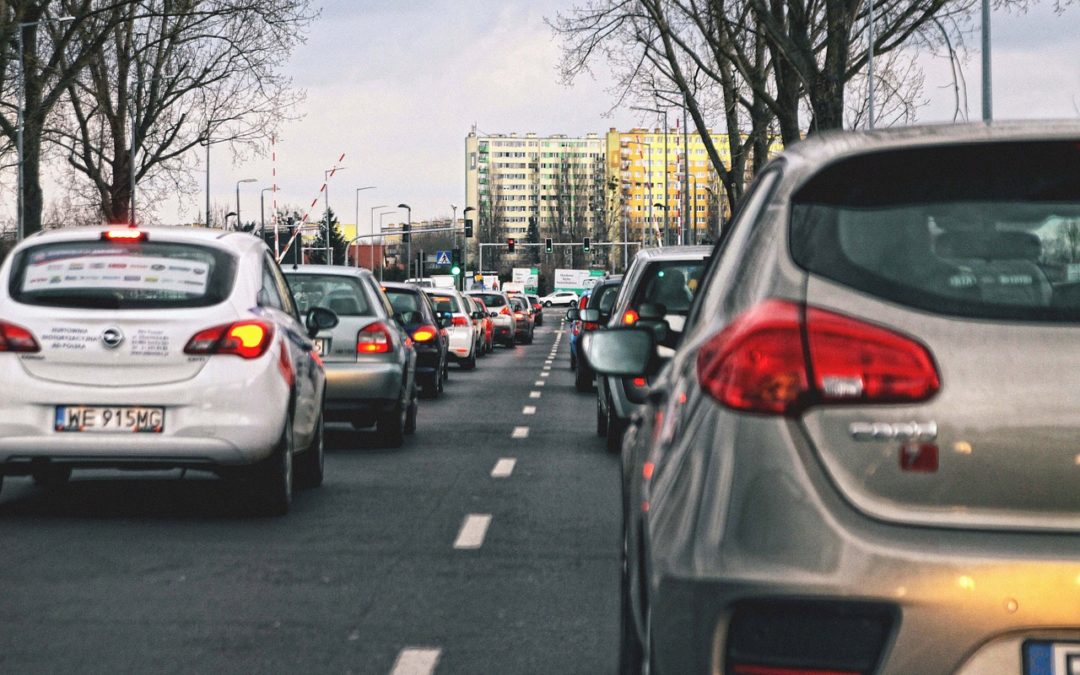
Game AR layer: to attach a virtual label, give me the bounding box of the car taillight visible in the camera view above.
[452,315,469,327]
[184,320,274,359]
[696,299,939,416]
[622,308,639,325]
[412,324,438,342]
[583,321,599,331]
[514,312,525,320]
[0,320,40,352]
[101,229,147,242]
[500,306,511,316]
[357,322,394,354]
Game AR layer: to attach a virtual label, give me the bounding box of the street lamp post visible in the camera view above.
[16,14,74,240]
[260,187,273,235]
[354,186,376,266]
[398,203,412,278]
[653,203,666,246]
[235,178,256,229]
[324,166,347,264]
[365,204,389,268]
[450,204,458,288]
[378,209,400,280]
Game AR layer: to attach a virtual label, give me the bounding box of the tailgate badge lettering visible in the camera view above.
[849,421,937,442]
[101,327,125,349]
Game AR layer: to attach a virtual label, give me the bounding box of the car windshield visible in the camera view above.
[9,239,236,309]
[286,274,373,316]
[631,260,707,314]
[790,140,1080,321]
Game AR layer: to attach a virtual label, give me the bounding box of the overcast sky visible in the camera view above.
[115,1,1080,231]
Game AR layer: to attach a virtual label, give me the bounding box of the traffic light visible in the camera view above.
[402,220,411,244]
[545,237,553,253]
[507,237,515,253]
[464,219,473,238]
[583,237,590,252]
[451,248,462,276]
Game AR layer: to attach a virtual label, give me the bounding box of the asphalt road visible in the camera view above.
[0,311,621,674]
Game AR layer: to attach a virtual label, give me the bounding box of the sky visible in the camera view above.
[17,0,1080,235]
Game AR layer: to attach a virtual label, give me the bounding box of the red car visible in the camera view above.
[471,296,495,353]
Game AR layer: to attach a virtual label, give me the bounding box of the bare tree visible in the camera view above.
[0,0,131,237]
[49,0,315,224]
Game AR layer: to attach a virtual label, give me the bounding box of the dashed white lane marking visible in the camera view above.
[540,372,550,378]
[523,405,537,415]
[544,360,553,365]
[390,647,442,675]
[491,458,516,478]
[529,391,542,399]
[454,514,492,549]
[534,380,545,386]
[542,365,551,371]
[512,426,530,439]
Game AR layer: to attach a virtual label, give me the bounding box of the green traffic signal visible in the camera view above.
[451,265,461,275]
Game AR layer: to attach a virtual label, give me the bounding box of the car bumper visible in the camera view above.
[324,360,405,403]
[0,355,290,469]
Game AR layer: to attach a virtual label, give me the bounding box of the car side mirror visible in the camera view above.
[471,311,484,320]
[565,308,581,321]
[488,311,498,318]
[582,327,655,376]
[305,306,339,338]
[579,308,601,323]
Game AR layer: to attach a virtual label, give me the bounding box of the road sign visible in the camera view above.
[434,250,451,265]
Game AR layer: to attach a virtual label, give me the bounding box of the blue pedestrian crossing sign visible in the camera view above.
[434,250,452,265]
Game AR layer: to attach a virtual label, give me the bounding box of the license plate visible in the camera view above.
[1024,640,1080,675]
[55,406,165,433]
[313,338,329,355]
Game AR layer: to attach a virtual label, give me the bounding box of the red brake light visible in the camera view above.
[0,320,40,353]
[357,322,393,354]
[102,229,147,242]
[451,315,469,327]
[514,312,525,320]
[412,324,438,342]
[696,300,939,415]
[500,306,511,316]
[184,320,274,359]
[583,321,599,331]
[622,309,639,325]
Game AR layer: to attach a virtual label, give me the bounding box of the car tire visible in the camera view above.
[619,540,647,675]
[570,352,577,370]
[32,466,72,488]
[524,330,533,345]
[249,417,293,516]
[378,400,405,448]
[596,395,607,437]
[461,348,477,370]
[575,365,592,393]
[294,409,324,489]
[404,398,417,435]
[544,301,552,307]
[606,394,625,454]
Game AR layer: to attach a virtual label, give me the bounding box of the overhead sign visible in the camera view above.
[434,250,451,265]
[553,268,605,293]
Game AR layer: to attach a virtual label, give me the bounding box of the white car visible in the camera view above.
[424,287,479,369]
[0,226,335,515]
[539,290,579,307]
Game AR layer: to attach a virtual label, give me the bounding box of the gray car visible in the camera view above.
[587,121,1080,674]
[285,265,417,447]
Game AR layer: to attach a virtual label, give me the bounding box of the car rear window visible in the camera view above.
[287,274,373,316]
[9,239,236,309]
[631,260,707,314]
[384,288,421,314]
[591,283,621,313]
[790,140,1080,321]
[470,292,505,308]
[427,293,462,314]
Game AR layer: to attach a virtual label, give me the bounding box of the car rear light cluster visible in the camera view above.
[500,306,511,316]
[514,312,526,320]
[357,322,394,354]
[101,229,147,242]
[622,308,639,325]
[726,599,895,675]
[583,321,599,331]
[696,299,940,415]
[185,320,274,359]
[412,324,438,342]
[452,315,469,327]
[0,320,40,352]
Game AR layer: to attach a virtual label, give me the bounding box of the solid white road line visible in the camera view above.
[491,458,516,478]
[454,514,492,550]
[512,426,530,439]
[523,406,537,415]
[529,391,542,399]
[390,648,442,675]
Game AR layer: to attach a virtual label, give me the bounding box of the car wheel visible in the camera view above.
[249,417,293,516]
[294,409,324,489]
[575,365,592,393]
[619,534,647,675]
[32,466,72,488]
[570,352,577,370]
[544,301,552,307]
[596,395,607,437]
[461,348,477,370]
[377,400,405,448]
[404,397,418,435]
[606,394,625,454]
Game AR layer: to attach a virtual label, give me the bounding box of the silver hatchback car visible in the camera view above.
[0,227,333,515]
[284,265,417,447]
[588,122,1080,674]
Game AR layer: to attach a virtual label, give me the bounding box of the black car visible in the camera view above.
[573,275,621,392]
[382,281,449,398]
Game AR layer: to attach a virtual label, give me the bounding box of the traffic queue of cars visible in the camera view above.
[575,122,1080,675]
[0,229,544,516]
